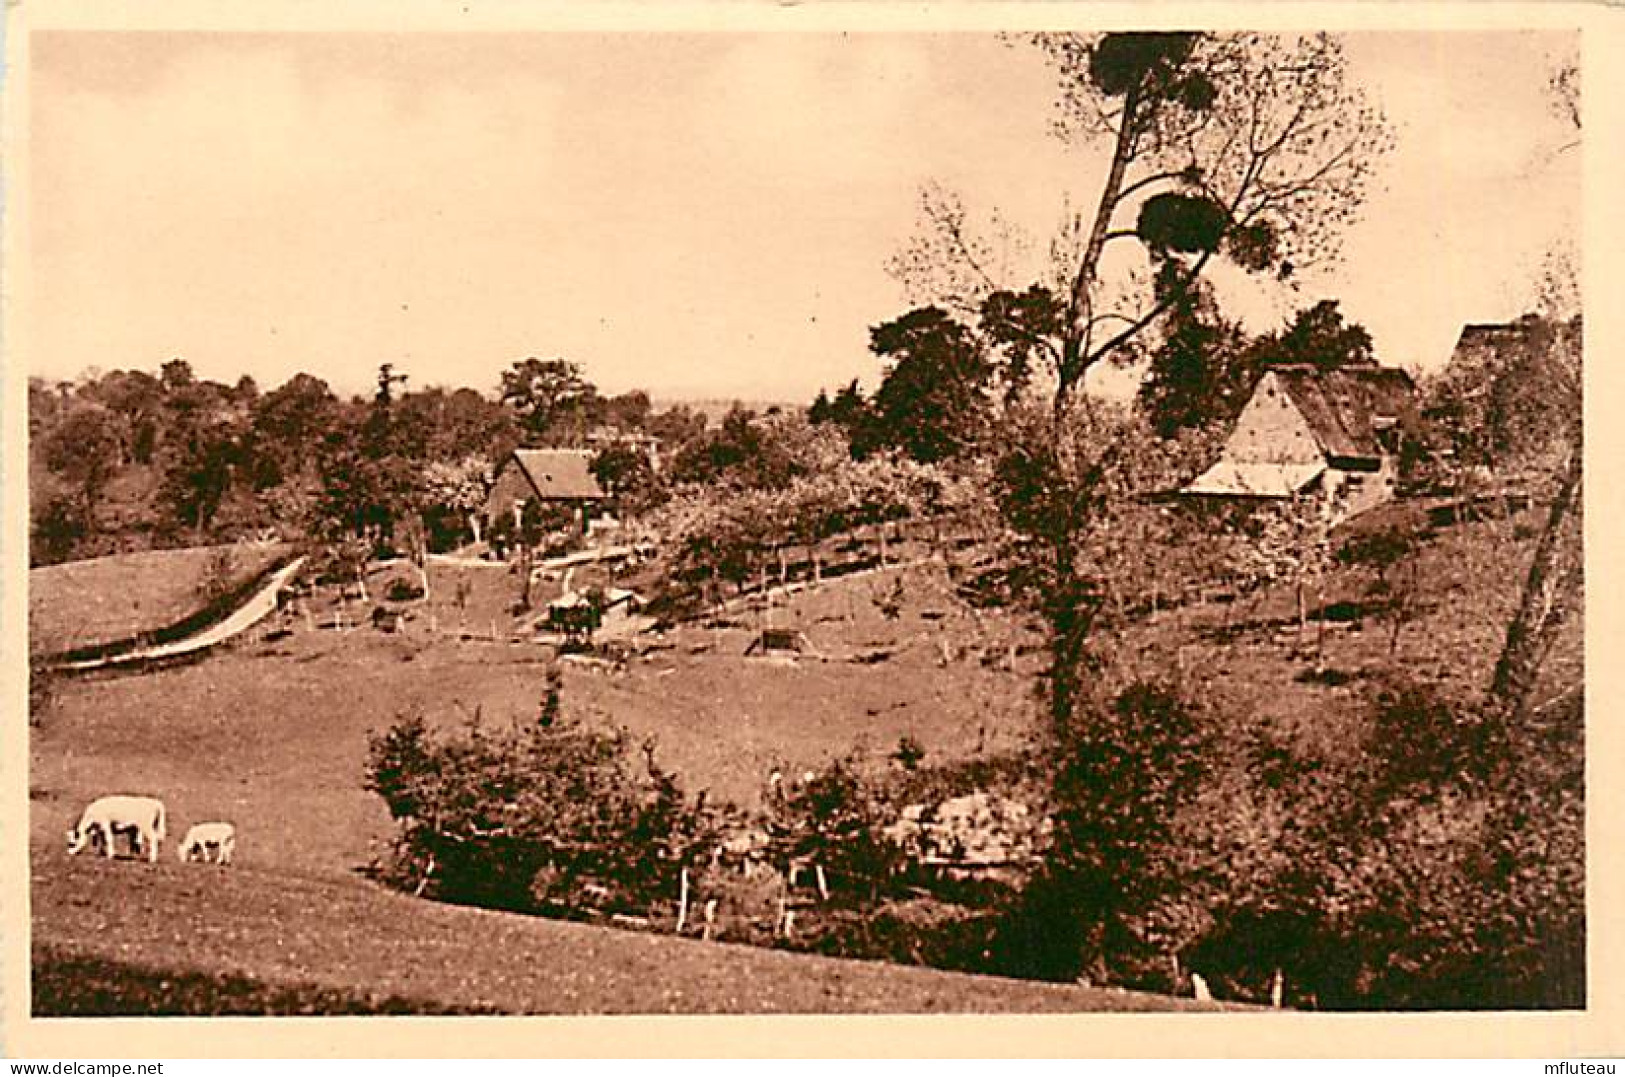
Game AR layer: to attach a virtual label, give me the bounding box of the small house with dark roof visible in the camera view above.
[484,448,606,535]
[1183,365,1418,521]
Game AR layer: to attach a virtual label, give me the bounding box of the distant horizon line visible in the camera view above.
[30,362,819,411]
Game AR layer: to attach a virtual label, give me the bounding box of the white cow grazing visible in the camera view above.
[178,822,236,865]
[66,795,167,862]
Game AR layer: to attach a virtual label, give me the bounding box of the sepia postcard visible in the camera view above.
[2,0,1621,1060]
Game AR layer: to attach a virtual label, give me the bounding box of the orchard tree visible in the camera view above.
[666,406,843,492]
[590,442,663,518]
[422,454,494,547]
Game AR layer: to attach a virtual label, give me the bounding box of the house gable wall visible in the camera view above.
[484,461,535,524]
[1223,372,1325,467]
[1185,367,1412,522]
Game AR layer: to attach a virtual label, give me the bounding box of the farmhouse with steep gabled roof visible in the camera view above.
[1183,364,1418,521]
[1428,313,1581,477]
[1444,314,1579,383]
[484,448,606,534]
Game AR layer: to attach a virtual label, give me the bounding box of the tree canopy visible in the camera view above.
[499,356,600,444]
[862,307,992,463]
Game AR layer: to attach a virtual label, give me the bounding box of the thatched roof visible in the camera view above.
[1268,365,1417,463]
[1442,315,1581,398]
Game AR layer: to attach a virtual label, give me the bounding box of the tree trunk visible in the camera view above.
[1061,81,1143,407]
[1313,582,1326,671]
[1488,444,1583,732]
[1387,559,1417,658]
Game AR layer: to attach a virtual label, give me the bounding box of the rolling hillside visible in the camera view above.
[26,496,1580,1014]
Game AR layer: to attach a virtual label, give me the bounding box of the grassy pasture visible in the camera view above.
[32,852,1236,1014]
[34,946,497,1016]
[1122,502,1583,755]
[30,561,1044,878]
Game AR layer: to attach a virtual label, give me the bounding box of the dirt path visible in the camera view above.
[51,556,308,673]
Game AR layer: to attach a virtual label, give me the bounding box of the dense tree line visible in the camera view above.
[28,356,703,567]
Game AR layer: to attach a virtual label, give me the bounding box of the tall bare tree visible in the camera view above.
[894,33,1392,415]
[894,34,1393,981]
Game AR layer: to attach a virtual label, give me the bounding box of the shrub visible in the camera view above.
[31,495,90,567]
[763,756,904,904]
[193,547,238,606]
[1023,680,1209,985]
[365,702,715,920]
[891,735,926,772]
[1163,680,1584,1010]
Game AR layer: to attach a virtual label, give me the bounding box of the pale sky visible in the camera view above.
[26,30,1579,403]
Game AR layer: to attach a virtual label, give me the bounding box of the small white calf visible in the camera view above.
[178,822,236,865]
[67,795,167,863]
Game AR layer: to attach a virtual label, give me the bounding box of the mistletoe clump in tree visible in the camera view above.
[896,32,1391,415]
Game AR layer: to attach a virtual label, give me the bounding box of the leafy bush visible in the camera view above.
[761,756,905,905]
[31,494,91,567]
[1019,680,1209,986]
[1156,680,1583,1010]
[191,549,237,607]
[891,735,926,772]
[365,703,715,920]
